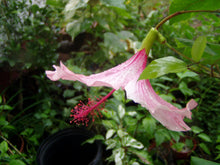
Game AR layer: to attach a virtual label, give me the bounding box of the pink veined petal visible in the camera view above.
[125,79,198,131]
[46,49,147,90]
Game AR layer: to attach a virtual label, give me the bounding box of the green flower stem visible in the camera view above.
[155,10,220,30]
[140,28,159,54]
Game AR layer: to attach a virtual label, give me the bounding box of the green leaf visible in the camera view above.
[177,70,199,80]
[171,142,185,152]
[82,135,104,145]
[100,0,126,9]
[104,32,127,53]
[142,116,156,136]
[113,148,125,165]
[169,131,182,142]
[106,129,116,139]
[63,89,75,98]
[123,136,144,149]
[191,36,207,62]
[169,0,220,24]
[175,38,220,65]
[0,96,2,104]
[191,126,204,134]
[155,129,170,146]
[199,143,211,155]
[217,135,220,143]
[117,129,128,138]
[64,0,89,20]
[198,133,212,142]
[216,145,220,151]
[46,0,65,7]
[66,20,82,39]
[0,105,13,111]
[0,141,8,154]
[102,119,118,129]
[215,154,220,160]
[202,43,220,65]
[118,104,125,119]
[128,149,151,164]
[139,56,187,79]
[113,89,125,102]
[105,139,117,150]
[9,160,26,165]
[179,81,194,96]
[191,156,219,165]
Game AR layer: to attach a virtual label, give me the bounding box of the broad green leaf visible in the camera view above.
[191,156,219,165]
[198,133,212,142]
[139,56,187,79]
[104,32,127,53]
[9,160,26,165]
[191,126,204,134]
[0,96,2,104]
[105,139,117,150]
[64,0,89,20]
[191,36,207,62]
[177,70,199,80]
[101,0,126,9]
[216,145,220,151]
[117,129,128,138]
[0,141,8,154]
[179,81,194,96]
[128,149,151,164]
[114,148,125,165]
[106,129,116,139]
[142,116,156,136]
[171,142,185,152]
[217,135,220,143]
[169,0,220,24]
[66,20,82,39]
[199,143,211,155]
[169,131,183,142]
[113,89,125,102]
[46,0,65,7]
[82,135,104,145]
[0,105,13,111]
[155,129,170,146]
[118,104,125,119]
[202,43,220,65]
[124,116,137,126]
[215,154,220,160]
[175,38,220,64]
[102,120,118,129]
[123,136,144,149]
[63,89,75,98]
[118,31,137,40]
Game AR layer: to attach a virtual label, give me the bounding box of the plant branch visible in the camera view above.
[165,42,220,78]
[0,135,23,156]
[155,10,220,30]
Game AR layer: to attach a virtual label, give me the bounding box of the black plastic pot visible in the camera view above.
[37,128,102,165]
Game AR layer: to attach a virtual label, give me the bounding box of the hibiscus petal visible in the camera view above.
[125,79,197,131]
[46,49,147,90]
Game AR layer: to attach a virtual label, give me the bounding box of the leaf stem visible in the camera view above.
[165,42,220,78]
[0,135,23,156]
[155,10,220,30]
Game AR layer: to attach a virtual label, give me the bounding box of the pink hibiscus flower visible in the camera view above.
[46,49,197,131]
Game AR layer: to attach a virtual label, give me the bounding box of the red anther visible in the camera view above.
[70,89,115,126]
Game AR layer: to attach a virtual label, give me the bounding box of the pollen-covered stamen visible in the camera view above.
[70,89,115,126]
